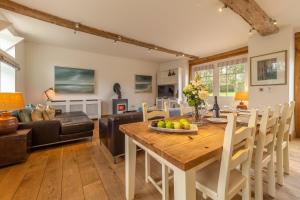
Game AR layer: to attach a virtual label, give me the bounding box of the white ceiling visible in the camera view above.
[1,0,300,63]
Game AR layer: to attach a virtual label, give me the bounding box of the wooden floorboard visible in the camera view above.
[0,121,300,200]
[37,147,63,200]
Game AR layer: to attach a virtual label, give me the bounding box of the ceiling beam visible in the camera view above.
[189,46,248,66]
[0,19,11,31]
[219,0,279,36]
[0,0,198,59]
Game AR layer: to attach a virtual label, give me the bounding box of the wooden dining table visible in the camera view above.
[119,118,232,200]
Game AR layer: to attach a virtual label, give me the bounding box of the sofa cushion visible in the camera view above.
[31,108,44,121]
[43,106,56,120]
[18,108,33,122]
[55,112,94,135]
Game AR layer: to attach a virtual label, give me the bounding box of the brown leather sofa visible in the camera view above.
[18,111,94,148]
[99,112,143,162]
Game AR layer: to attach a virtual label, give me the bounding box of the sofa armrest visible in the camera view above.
[18,120,61,147]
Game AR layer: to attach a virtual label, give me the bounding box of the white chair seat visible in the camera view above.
[196,161,246,199]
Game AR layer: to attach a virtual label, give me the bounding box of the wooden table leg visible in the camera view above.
[173,168,196,200]
[125,136,137,200]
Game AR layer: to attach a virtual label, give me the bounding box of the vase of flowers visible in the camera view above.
[183,73,208,124]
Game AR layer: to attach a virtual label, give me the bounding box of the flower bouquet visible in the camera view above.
[183,73,209,123]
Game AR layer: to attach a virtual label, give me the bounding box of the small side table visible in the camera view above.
[0,129,32,167]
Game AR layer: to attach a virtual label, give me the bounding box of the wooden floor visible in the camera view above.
[0,121,300,200]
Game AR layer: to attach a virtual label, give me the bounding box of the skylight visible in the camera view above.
[0,28,23,57]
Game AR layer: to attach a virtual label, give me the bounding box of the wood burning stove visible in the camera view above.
[112,99,128,114]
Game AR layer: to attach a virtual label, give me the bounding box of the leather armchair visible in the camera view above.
[99,112,143,162]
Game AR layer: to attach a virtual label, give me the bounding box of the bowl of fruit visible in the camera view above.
[149,119,198,133]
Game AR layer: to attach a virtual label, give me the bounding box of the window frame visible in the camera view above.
[191,55,248,98]
[219,63,246,97]
[193,68,214,96]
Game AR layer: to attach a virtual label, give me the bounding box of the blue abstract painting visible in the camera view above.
[55,66,95,93]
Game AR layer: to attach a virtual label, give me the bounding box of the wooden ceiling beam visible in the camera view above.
[219,0,279,36]
[0,0,198,59]
[189,46,248,66]
[0,19,11,31]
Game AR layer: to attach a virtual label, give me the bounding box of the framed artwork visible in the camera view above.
[55,66,95,93]
[135,74,152,93]
[250,50,287,86]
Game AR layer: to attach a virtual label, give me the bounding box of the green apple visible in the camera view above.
[183,122,191,130]
[166,121,174,129]
[157,120,166,128]
[173,122,181,129]
[179,119,188,124]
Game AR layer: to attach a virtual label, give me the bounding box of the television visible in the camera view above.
[55,66,95,94]
[157,85,175,98]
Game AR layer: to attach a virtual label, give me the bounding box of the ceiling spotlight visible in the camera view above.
[218,5,227,12]
[154,47,158,50]
[75,23,80,29]
[117,35,122,41]
[271,19,277,25]
[249,27,255,34]
[181,54,185,57]
[148,48,153,52]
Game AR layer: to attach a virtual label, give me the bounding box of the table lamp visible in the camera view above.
[235,92,248,110]
[44,87,55,101]
[0,92,25,135]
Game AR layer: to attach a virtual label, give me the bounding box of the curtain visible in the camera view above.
[217,57,247,68]
[192,63,214,74]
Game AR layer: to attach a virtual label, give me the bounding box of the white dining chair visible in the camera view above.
[195,110,257,200]
[252,107,280,200]
[142,102,170,200]
[276,101,295,185]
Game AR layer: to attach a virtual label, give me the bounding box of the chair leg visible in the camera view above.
[255,164,263,200]
[145,152,150,183]
[267,158,276,198]
[162,164,169,200]
[276,146,284,185]
[242,177,251,200]
[283,144,290,175]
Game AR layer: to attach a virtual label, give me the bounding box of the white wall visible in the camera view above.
[248,26,295,109]
[24,42,159,115]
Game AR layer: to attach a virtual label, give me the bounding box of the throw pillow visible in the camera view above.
[42,106,55,120]
[31,105,45,121]
[18,108,32,122]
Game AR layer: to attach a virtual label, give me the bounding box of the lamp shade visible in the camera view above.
[234,92,249,101]
[44,88,55,101]
[0,92,25,111]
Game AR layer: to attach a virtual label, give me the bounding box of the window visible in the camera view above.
[219,63,246,96]
[195,69,214,96]
[0,62,15,92]
[0,28,22,92]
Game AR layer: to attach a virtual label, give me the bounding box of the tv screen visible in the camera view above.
[158,85,175,98]
[55,66,95,94]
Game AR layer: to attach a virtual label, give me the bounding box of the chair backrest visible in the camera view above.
[217,110,257,199]
[255,106,280,165]
[142,102,169,122]
[277,101,295,144]
[179,102,193,116]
